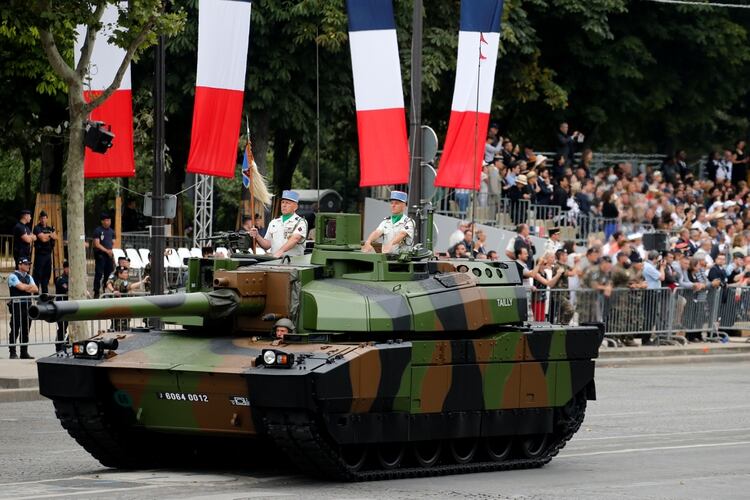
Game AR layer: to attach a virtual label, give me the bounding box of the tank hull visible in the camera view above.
[38,323,602,479]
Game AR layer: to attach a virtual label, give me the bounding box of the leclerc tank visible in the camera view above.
[33,213,604,481]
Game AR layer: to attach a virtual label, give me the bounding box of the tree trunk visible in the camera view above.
[40,136,65,194]
[21,148,32,208]
[66,89,89,341]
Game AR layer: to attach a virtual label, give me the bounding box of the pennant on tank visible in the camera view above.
[346,0,410,187]
[74,2,135,179]
[435,0,504,189]
[187,0,252,178]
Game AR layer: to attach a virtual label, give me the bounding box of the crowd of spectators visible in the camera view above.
[443,123,750,344]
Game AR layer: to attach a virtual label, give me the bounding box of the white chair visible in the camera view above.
[125,248,144,270]
[138,248,151,267]
[113,248,128,264]
[190,247,203,258]
[177,248,192,265]
[165,248,182,269]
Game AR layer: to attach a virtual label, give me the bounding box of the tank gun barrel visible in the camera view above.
[29,289,264,323]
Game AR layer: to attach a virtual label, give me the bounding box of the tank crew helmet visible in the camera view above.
[390,190,408,204]
[281,190,300,203]
[273,318,296,338]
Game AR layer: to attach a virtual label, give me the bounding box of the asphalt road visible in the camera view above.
[1,362,749,499]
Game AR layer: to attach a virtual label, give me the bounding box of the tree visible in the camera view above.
[7,0,184,340]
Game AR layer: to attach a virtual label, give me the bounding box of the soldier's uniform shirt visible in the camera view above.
[611,264,631,288]
[375,215,414,254]
[552,262,570,289]
[545,239,562,255]
[582,265,611,289]
[112,278,130,294]
[266,213,307,256]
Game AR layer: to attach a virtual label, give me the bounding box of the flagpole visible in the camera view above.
[245,117,256,254]
[407,0,424,243]
[469,32,483,261]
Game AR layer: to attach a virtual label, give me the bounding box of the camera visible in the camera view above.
[41,226,55,234]
[744,271,750,278]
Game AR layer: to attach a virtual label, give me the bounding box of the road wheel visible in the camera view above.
[484,437,513,462]
[376,443,405,470]
[413,441,442,468]
[449,438,477,464]
[340,444,368,472]
[519,434,548,459]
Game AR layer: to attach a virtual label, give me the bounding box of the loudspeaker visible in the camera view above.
[642,232,667,252]
[84,121,115,153]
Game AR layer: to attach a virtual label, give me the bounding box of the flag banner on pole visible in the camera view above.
[241,148,251,188]
[435,0,504,189]
[75,2,135,179]
[187,0,252,178]
[346,0,410,187]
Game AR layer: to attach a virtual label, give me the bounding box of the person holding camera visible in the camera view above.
[32,210,57,294]
[555,122,584,166]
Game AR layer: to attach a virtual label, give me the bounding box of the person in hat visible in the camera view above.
[12,209,35,266]
[92,212,116,298]
[249,190,307,258]
[545,227,563,255]
[32,210,57,294]
[54,260,70,352]
[362,190,414,255]
[6,257,38,359]
[272,318,296,340]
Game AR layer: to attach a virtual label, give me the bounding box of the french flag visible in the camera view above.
[186,0,252,178]
[74,2,135,179]
[347,0,410,187]
[435,0,504,189]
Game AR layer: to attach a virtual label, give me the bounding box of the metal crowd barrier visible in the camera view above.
[540,286,745,344]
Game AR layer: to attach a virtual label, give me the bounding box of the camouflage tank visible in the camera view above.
[33,213,603,480]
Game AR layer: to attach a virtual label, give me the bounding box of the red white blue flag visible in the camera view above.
[346,0,410,187]
[75,2,135,179]
[187,0,252,178]
[435,0,504,189]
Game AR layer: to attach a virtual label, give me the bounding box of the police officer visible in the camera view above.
[249,191,307,258]
[54,260,69,352]
[13,209,35,266]
[273,318,296,340]
[32,210,57,293]
[362,190,414,254]
[92,212,116,298]
[7,257,38,359]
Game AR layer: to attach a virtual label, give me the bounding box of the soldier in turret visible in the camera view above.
[273,318,296,340]
[249,190,307,258]
[362,190,414,254]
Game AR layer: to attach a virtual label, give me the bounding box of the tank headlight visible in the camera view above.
[259,349,295,368]
[263,350,277,365]
[85,341,100,357]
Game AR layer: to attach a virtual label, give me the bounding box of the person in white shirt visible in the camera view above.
[362,190,415,254]
[249,190,307,257]
[449,220,470,248]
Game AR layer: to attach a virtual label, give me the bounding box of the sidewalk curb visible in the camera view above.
[598,352,750,368]
[0,387,43,403]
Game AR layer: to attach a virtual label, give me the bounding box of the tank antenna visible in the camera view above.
[316,26,321,219]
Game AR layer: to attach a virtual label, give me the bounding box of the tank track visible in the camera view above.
[53,399,145,468]
[265,393,587,481]
[52,399,261,469]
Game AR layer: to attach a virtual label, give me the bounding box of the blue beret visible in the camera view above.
[390,190,408,203]
[281,190,300,203]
